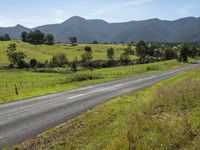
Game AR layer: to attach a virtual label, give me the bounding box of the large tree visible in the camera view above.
[21,32,28,42]
[69,37,77,46]
[81,51,93,70]
[45,34,54,45]
[51,53,68,67]
[179,44,190,62]
[136,40,148,62]
[107,48,115,67]
[7,43,26,68]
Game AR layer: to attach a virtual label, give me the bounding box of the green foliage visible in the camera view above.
[136,40,148,60]
[120,52,131,65]
[21,32,28,42]
[50,53,68,67]
[81,51,93,70]
[84,46,92,52]
[30,59,38,68]
[146,65,160,71]
[163,48,178,60]
[45,34,54,45]
[71,57,78,73]
[0,60,183,103]
[0,41,129,66]
[71,73,101,82]
[179,44,190,62]
[21,30,54,45]
[124,45,134,55]
[92,40,98,44]
[69,37,77,46]
[0,34,11,41]
[107,47,115,67]
[6,43,26,68]
[27,30,45,45]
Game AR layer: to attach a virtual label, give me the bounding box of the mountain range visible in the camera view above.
[0,16,200,43]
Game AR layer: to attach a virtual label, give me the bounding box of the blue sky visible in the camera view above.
[0,0,199,27]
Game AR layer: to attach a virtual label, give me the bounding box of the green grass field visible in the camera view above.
[11,65,200,150]
[0,60,185,103]
[0,41,136,66]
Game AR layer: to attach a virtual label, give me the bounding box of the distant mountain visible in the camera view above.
[0,24,30,40]
[0,16,200,43]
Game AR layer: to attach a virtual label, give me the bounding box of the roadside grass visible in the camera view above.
[9,65,200,150]
[0,41,132,66]
[0,60,185,103]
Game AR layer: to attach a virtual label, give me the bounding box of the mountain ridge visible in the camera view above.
[0,16,200,43]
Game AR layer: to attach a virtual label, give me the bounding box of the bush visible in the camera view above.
[71,74,102,82]
[84,46,92,52]
[50,53,68,67]
[30,59,38,68]
[146,65,160,71]
[17,60,29,69]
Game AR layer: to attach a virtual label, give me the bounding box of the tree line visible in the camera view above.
[6,41,199,71]
[21,30,54,45]
[0,34,11,41]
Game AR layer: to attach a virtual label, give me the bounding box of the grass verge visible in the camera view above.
[9,64,200,150]
[0,60,185,103]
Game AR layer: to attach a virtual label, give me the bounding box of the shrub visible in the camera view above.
[50,53,68,67]
[71,74,102,82]
[146,65,160,71]
[30,59,38,68]
[84,46,92,52]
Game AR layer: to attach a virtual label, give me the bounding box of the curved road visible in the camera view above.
[0,62,199,148]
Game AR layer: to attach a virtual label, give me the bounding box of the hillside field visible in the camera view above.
[0,41,137,66]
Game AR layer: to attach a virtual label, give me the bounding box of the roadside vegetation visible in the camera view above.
[0,60,185,103]
[0,31,199,104]
[10,64,200,150]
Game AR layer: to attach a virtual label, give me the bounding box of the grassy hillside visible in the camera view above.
[0,60,184,103]
[11,65,200,150]
[0,41,136,66]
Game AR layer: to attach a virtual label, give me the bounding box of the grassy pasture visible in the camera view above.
[0,41,136,66]
[0,60,184,103]
[11,65,200,150]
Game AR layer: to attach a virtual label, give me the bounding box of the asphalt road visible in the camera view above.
[0,62,199,148]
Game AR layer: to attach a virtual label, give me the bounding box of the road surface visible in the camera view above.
[0,62,199,148]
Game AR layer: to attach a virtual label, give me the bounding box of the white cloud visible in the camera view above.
[90,0,156,16]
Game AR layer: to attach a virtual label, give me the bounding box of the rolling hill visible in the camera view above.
[0,16,200,43]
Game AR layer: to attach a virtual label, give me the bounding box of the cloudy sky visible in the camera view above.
[0,0,199,28]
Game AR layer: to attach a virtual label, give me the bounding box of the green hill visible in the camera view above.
[0,41,136,66]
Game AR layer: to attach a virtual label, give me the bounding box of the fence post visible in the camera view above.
[15,84,18,95]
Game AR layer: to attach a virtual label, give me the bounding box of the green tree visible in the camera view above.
[124,45,134,55]
[21,32,28,42]
[30,59,38,68]
[92,40,98,44]
[120,52,131,65]
[7,43,26,68]
[45,34,54,45]
[189,45,198,58]
[84,46,92,52]
[3,34,11,41]
[51,53,68,67]
[163,48,178,60]
[69,37,77,46]
[179,44,190,62]
[107,48,115,67]
[71,57,78,73]
[27,30,45,44]
[81,51,93,70]
[136,40,148,62]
